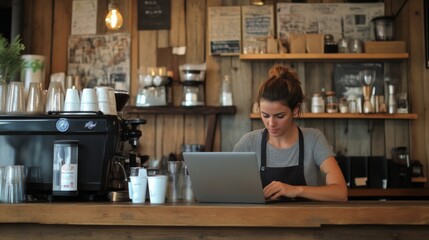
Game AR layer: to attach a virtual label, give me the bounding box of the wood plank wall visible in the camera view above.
[21,0,429,183]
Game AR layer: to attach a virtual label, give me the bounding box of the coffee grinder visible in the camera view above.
[179,63,206,106]
[136,67,172,106]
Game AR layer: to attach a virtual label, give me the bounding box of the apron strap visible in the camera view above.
[260,126,304,171]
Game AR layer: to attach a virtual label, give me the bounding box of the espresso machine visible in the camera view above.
[135,67,172,106]
[0,90,146,201]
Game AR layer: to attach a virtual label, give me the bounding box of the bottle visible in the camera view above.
[220,75,233,106]
[52,140,79,196]
[388,84,397,114]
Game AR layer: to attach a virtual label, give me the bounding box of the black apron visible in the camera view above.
[260,127,307,188]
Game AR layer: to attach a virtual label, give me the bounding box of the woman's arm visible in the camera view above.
[263,157,348,201]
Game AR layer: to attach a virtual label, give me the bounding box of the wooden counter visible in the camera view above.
[1,201,429,239]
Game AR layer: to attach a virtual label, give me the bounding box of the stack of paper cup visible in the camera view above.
[96,87,113,115]
[80,88,98,112]
[64,88,81,112]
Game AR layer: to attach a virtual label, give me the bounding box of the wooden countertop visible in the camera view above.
[1,201,429,227]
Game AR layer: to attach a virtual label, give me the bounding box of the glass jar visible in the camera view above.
[339,98,348,113]
[325,91,338,113]
[311,93,325,113]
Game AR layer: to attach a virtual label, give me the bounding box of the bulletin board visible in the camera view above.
[208,6,241,56]
[67,33,131,91]
[276,3,384,42]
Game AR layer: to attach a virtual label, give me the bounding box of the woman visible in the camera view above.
[233,65,347,201]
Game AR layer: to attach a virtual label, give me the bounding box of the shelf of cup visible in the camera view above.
[250,112,418,120]
[239,53,409,61]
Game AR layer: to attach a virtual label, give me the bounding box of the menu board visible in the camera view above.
[71,0,97,35]
[208,6,241,56]
[241,5,274,54]
[277,3,384,42]
[138,0,171,30]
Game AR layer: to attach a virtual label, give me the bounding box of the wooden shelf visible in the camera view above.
[250,112,418,120]
[124,106,236,152]
[124,105,236,115]
[240,53,409,61]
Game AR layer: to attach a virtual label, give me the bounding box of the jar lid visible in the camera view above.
[326,91,335,96]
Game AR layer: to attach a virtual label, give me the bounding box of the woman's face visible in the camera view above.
[259,100,297,138]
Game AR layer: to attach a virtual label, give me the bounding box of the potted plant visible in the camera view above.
[0,34,25,83]
[0,35,25,112]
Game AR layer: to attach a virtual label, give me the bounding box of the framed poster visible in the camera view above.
[67,33,131,91]
[138,0,171,30]
[208,6,241,56]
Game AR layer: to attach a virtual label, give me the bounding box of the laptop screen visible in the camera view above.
[183,152,267,203]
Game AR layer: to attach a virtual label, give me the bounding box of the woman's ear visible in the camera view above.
[292,104,301,116]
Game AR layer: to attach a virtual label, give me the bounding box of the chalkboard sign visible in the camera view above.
[138,0,171,30]
[333,63,384,100]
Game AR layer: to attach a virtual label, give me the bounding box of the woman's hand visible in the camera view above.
[263,181,302,200]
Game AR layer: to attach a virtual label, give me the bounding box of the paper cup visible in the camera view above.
[148,175,168,204]
[129,176,147,203]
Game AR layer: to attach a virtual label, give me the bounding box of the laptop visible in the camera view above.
[183,152,267,204]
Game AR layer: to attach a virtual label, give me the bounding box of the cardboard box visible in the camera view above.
[288,33,306,53]
[305,34,324,53]
[364,41,407,53]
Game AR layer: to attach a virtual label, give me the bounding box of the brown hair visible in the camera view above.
[256,65,304,114]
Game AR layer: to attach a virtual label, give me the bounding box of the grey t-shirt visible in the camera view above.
[233,127,335,186]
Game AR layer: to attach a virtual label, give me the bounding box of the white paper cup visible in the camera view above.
[64,88,80,112]
[80,88,98,112]
[96,87,111,102]
[80,102,98,112]
[98,101,111,114]
[80,88,98,104]
[129,176,147,203]
[148,175,168,204]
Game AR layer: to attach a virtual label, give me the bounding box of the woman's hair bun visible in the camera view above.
[268,65,296,80]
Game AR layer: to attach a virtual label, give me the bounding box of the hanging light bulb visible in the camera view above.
[105,0,123,30]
